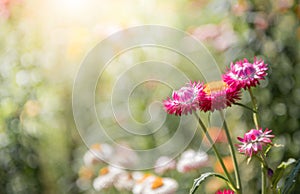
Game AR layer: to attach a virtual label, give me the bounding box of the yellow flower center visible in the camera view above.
[137,173,152,184]
[79,166,93,180]
[91,143,101,150]
[99,167,109,175]
[151,177,164,189]
[204,81,228,95]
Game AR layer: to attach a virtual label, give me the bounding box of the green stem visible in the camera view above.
[193,113,238,192]
[248,88,266,194]
[261,163,267,194]
[248,88,259,129]
[220,111,243,194]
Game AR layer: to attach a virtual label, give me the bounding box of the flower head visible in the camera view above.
[114,172,135,191]
[142,177,178,194]
[163,81,205,116]
[133,174,156,194]
[176,149,208,173]
[223,57,268,90]
[93,166,124,191]
[199,81,240,112]
[112,143,138,168]
[154,156,176,175]
[236,128,274,157]
[216,189,235,194]
[83,143,114,166]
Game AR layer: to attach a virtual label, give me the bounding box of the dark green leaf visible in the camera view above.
[272,158,296,190]
[282,159,300,194]
[233,102,257,113]
[189,172,229,194]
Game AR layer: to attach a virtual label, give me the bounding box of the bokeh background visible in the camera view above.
[0,0,299,193]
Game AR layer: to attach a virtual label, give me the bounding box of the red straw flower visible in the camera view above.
[199,80,240,112]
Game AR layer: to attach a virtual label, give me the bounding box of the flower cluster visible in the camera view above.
[91,166,179,194]
[78,57,279,193]
[163,57,268,114]
[78,144,211,193]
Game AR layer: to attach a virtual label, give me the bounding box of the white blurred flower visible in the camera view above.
[176,149,208,173]
[83,143,114,166]
[132,174,156,194]
[142,177,178,194]
[92,166,124,191]
[112,143,138,168]
[154,156,176,175]
[114,172,135,191]
[76,166,94,190]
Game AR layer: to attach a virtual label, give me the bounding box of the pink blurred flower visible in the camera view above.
[191,24,220,41]
[236,128,274,157]
[223,57,268,90]
[163,81,205,116]
[216,189,235,194]
[176,149,208,173]
[254,13,269,30]
[199,81,240,112]
[154,156,176,175]
[191,22,237,52]
[0,0,10,18]
[212,23,238,51]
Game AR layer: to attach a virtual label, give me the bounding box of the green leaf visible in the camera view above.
[264,144,272,156]
[189,172,229,194]
[272,158,296,190]
[282,159,300,194]
[233,102,257,113]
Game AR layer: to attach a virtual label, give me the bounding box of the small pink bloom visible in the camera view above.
[216,189,235,194]
[163,81,205,116]
[236,128,274,157]
[199,81,241,112]
[223,57,268,90]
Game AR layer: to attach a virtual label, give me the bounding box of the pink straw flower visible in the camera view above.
[199,80,240,112]
[163,81,205,116]
[216,189,235,194]
[236,128,274,157]
[223,57,268,90]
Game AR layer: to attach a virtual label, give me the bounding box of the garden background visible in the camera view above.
[0,0,299,193]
